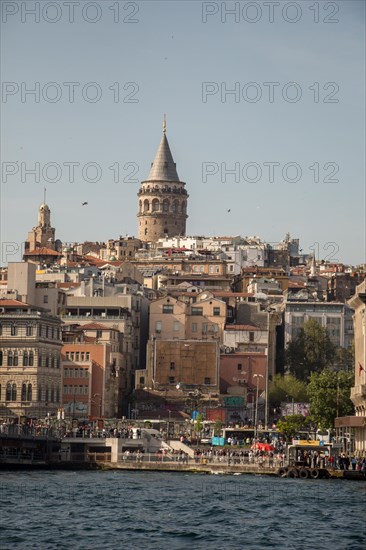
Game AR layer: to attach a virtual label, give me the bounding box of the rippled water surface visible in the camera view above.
[0,470,365,550]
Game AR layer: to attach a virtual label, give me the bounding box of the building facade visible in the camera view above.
[0,299,63,419]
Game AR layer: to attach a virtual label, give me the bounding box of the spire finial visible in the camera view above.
[44,187,46,204]
[163,113,166,135]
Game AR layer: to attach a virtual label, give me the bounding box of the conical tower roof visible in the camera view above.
[147,118,180,182]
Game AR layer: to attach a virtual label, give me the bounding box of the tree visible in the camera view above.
[213,419,222,436]
[307,368,354,428]
[276,414,311,438]
[194,413,204,436]
[269,374,308,408]
[285,319,337,380]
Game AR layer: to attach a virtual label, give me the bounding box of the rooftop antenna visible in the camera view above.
[44,187,47,204]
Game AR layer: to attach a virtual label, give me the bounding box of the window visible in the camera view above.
[75,352,80,361]
[27,384,32,401]
[0,324,2,336]
[29,351,34,366]
[11,325,17,336]
[45,355,49,368]
[163,304,173,314]
[43,295,48,304]
[6,383,11,401]
[46,326,49,338]
[13,352,18,366]
[45,386,49,403]
[155,321,162,334]
[204,377,211,385]
[170,362,175,370]
[86,352,90,360]
[213,307,220,316]
[191,307,203,316]
[11,383,17,401]
[0,351,2,366]
[192,323,197,333]
[26,325,33,336]
[23,351,28,366]
[21,383,27,401]
[169,376,175,384]
[56,387,60,402]
[139,376,145,385]
[237,364,242,371]
[97,330,102,338]
[7,352,13,366]
[173,321,180,332]
[249,332,255,342]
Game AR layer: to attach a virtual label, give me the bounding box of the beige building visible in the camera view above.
[341,279,366,453]
[149,292,226,343]
[0,299,63,419]
[137,339,220,394]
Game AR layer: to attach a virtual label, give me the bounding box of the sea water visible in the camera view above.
[0,470,365,550]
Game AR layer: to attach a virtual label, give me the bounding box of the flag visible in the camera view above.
[359,363,364,376]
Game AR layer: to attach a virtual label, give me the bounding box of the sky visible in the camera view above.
[1,0,365,266]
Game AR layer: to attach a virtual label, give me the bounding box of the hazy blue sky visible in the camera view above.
[1,0,365,265]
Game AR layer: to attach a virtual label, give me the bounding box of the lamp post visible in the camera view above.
[253,374,264,446]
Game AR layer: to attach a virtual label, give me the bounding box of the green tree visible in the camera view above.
[194,413,204,435]
[276,414,311,438]
[269,374,308,408]
[213,419,222,436]
[285,319,337,380]
[307,368,354,428]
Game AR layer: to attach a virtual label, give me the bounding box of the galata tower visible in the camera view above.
[137,117,189,242]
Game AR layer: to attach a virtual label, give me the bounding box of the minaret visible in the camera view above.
[310,253,317,277]
[137,117,189,242]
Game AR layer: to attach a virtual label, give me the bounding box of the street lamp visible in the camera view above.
[253,374,264,445]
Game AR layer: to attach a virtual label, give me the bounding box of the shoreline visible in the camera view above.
[1,460,365,480]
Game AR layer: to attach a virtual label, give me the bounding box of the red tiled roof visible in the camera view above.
[0,299,30,307]
[24,247,62,256]
[212,292,254,297]
[57,283,81,289]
